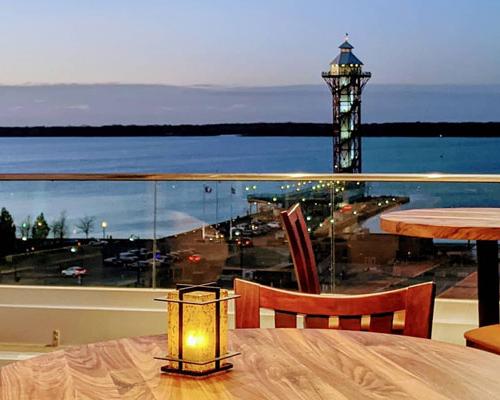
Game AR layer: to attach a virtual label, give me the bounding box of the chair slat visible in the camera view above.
[369,312,394,334]
[275,311,297,328]
[338,316,362,331]
[281,204,320,294]
[304,315,329,329]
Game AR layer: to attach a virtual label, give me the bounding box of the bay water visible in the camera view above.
[0,135,498,238]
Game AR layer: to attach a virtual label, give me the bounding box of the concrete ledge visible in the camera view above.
[0,284,171,309]
[0,285,484,349]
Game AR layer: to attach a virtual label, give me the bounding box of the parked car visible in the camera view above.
[128,248,149,259]
[89,240,108,246]
[168,251,182,262]
[61,266,87,277]
[177,249,196,257]
[104,257,122,267]
[119,252,139,263]
[235,237,253,248]
[155,255,174,264]
[340,204,353,213]
[126,261,150,271]
[188,254,202,263]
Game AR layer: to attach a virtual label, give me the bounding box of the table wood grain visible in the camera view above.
[380,208,500,241]
[2,330,500,399]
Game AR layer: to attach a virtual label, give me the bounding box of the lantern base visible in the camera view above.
[160,362,234,377]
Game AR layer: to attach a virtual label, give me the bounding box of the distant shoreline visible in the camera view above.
[0,122,499,137]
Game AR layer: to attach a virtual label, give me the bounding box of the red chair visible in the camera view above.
[234,278,435,338]
[280,203,320,294]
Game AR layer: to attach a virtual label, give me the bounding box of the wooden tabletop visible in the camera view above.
[2,330,500,399]
[380,208,500,240]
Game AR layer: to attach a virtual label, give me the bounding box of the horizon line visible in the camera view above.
[0,82,499,89]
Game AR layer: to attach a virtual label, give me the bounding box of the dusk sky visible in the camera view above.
[1,0,499,86]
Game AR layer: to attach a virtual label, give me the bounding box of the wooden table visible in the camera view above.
[380,208,500,327]
[3,330,500,399]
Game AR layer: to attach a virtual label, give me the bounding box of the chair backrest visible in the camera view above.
[280,203,320,294]
[234,278,435,339]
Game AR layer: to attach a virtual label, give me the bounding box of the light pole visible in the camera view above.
[233,229,244,269]
[101,221,108,239]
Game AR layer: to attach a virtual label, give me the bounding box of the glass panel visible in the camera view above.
[0,181,155,287]
[0,176,498,302]
[0,179,336,291]
[332,180,500,301]
[153,180,334,291]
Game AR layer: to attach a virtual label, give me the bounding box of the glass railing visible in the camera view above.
[0,173,499,301]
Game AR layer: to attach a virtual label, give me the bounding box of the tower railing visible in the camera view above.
[322,71,372,78]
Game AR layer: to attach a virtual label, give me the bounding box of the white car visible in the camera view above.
[61,266,87,277]
[119,252,139,263]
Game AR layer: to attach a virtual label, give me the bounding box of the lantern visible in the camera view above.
[155,283,240,376]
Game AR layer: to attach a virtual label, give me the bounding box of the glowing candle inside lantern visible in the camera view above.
[186,333,206,348]
[167,289,228,373]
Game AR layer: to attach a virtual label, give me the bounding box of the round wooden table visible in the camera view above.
[2,330,500,399]
[380,208,500,327]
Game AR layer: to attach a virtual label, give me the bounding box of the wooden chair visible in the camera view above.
[280,203,320,294]
[464,325,500,355]
[234,278,436,338]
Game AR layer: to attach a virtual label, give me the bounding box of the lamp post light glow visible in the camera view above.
[101,221,108,239]
[154,283,240,376]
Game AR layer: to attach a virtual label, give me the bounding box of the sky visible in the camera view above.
[0,0,499,86]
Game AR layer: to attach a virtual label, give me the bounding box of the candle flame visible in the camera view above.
[186,333,206,347]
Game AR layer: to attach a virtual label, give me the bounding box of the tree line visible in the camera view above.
[19,212,97,240]
[0,122,500,137]
[0,208,97,257]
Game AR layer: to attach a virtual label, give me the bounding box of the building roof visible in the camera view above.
[330,51,363,66]
[339,40,354,50]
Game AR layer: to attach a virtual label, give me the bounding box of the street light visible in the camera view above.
[232,229,245,269]
[101,221,108,239]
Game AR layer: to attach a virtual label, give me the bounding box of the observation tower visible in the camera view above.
[322,34,371,173]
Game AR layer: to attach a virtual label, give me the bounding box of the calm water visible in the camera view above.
[0,136,498,238]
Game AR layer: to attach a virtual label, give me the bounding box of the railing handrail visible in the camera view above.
[0,173,499,183]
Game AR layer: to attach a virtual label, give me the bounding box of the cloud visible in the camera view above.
[205,103,248,111]
[63,104,90,110]
[228,103,247,110]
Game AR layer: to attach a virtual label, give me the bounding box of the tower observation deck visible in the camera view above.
[322,35,371,173]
